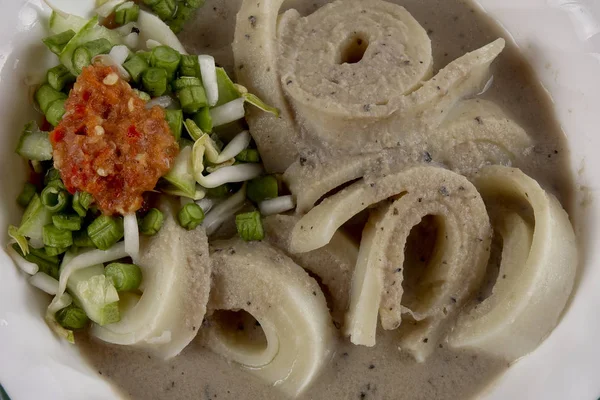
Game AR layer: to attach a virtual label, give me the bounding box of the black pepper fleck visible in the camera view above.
[475,116,483,124]
[368,364,375,369]
[439,186,450,196]
[244,34,251,39]
[423,151,432,162]
[423,338,429,343]
[363,104,372,112]
[248,15,257,27]
[393,208,399,215]
[131,27,140,34]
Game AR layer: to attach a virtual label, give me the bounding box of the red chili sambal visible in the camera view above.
[50,64,179,215]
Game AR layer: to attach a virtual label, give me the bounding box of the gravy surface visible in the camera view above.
[79,0,573,399]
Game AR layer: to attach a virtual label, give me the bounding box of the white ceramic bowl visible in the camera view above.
[0,0,598,399]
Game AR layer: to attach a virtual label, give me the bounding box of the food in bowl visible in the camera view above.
[4,0,579,399]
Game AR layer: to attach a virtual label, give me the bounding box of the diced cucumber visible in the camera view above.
[67,264,120,326]
[15,122,53,161]
[12,244,60,279]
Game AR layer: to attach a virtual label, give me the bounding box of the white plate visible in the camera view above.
[0,0,598,399]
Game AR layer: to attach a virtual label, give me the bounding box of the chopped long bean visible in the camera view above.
[151,0,177,20]
[105,262,142,291]
[12,244,59,279]
[45,246,68,256]
[73,229,96,248]
[247,175,279,203]
[235,149,260,163]
[52,214,82,231]
[206,184,232,198]
[179,55,201,77]
[17,182,37,208]
[35,84,67,114]
[193,107,212,133]
[88,215,124,250]
[41,185,69,213]
[236,211,264,241]
[186,0,205,8]
[150,46,181,80]
[47,65,76,92]
[43,224,73,249]
[178,203,205,230]
[72,191,94,217]
[44,168,62,186]
[45,98,66,127]
[56,303,89,330]
[42,30,76,55]
[142,67,169,97]
[173,77,202,91]
[115,3,140,26]
[177,86,208,114]
[140,208,164,236]
[168,3,195,33]
[73,38,113,74]
[123,54,149,83]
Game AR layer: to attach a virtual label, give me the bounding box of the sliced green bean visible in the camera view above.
[41,185,69,213]
[52,214,82,231]
[179,55,201,78]
[47,65,76,92]
[43,224,73,249]
[72,191,94,217]
[123,54,149,84]
[150,46,181,80]
[17,182,37,208]
[178,203,204,230]
[142,67,169,97]
[105,262,143,291]
[87,215,124,250]
[236,211,264,241]
[42,30,76,55]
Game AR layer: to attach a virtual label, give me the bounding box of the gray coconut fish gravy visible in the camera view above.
[78,0,573,399]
